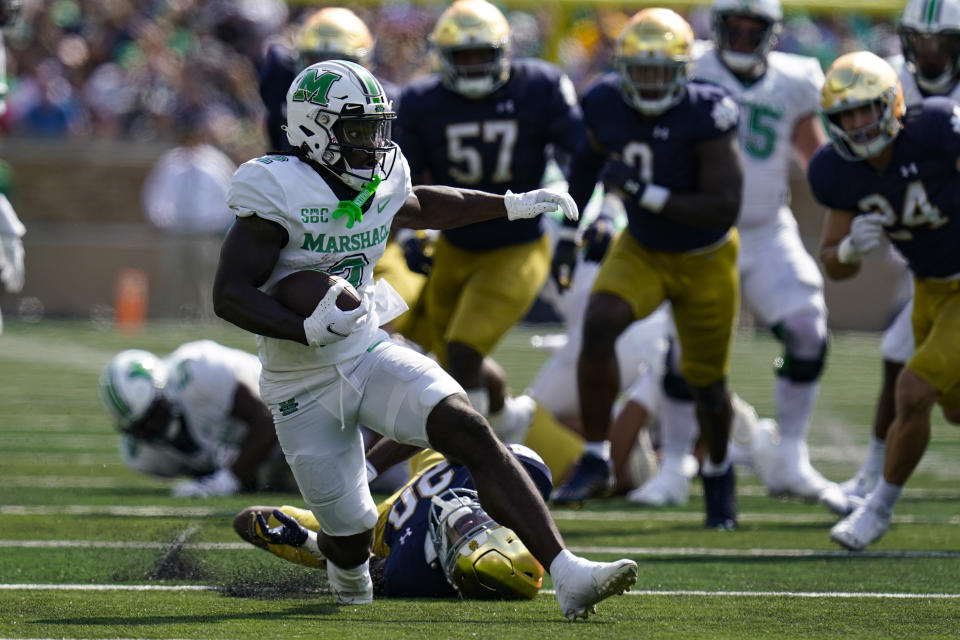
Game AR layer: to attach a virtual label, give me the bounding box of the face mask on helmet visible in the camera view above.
[430,0,512,98]
[428,488,543,600]
[284,60,398,190]
[712,12,781,76]
[821,52,905,161]
[899,28,960,94]
[0,0,21,27]
[616,9,694,116]
[99,350,168,434]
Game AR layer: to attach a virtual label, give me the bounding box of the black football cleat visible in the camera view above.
[552,452,612,507]
[702,465,738,531]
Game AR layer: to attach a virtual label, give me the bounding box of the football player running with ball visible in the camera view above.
[212,59,636,618]
[551,9,744,531]
[395,0,588,431]
[653,0,840,508]
[812,52,960,550]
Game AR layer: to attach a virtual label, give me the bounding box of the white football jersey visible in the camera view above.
[888,54,960,106]
[121,340,262,477]
[227,152,412,373]
[692,43,824,230]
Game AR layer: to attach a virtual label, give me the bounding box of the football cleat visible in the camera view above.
[821,51,905,160]
[818,483,863,516]
[626,464,690,507]
[233,506,326,570]
[295,7,375,68]
[899,0,960,95]
[327,558,374,605]
[487,394,536,444]
[830,500,892,551]
[762,439,836,500]
[551,452,613,506]
[615,8,694,115]
[701,465,738,531]
[430,0,511,97]
[840,469,880,500]
[554,558,638,621]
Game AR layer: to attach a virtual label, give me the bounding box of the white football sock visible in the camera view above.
[466,388,490,417]
[582,440,611,461]
[868,479,902,514]
[775,378,819,444]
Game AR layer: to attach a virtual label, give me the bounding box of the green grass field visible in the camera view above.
[1,319,958,639]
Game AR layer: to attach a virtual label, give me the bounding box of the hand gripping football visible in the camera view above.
[270,270,362,317]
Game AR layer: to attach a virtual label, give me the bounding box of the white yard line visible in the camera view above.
[2,539,959,559]
[2,583,958,599]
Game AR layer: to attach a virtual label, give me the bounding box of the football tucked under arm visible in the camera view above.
[269,270,367,347]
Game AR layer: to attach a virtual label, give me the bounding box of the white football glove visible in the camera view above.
[0,233,24,293]
[837,213,886,264]
[171,468,241,498]
[504,189,579,222]
[302,281,369,347]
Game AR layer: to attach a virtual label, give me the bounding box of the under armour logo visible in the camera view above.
[496,100,515,114]
[900,163,918,177]
[653,126,670,140]
[399,527,413,545]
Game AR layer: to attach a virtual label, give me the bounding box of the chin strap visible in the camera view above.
[332,175,382,229]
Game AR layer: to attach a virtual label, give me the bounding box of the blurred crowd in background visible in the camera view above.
[0,0,900,162]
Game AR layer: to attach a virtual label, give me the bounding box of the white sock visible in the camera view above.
[868,479,901,514]
[549,548,579,578]
[862,436,886,477]
[327,558,371,587]
[659,395,698,458]
[775,378,819,443]
[583,440,611,461]
[701,455,731,477]
[466,388,490,417]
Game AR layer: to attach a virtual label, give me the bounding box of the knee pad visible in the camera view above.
[772,314,828,383]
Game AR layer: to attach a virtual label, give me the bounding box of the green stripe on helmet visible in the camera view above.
[104,370,131,420]
[925,0,939,25]
[340,60,384,104]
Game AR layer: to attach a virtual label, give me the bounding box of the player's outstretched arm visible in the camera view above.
[393,185,577,230]
[213,215,310,344]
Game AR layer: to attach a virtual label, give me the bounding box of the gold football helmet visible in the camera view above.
[296,7,375,68]
[615,8,694,115]
[430,0,511,97]
[821,51,905,160]
[429,489,543,600]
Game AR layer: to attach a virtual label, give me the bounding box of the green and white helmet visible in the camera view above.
[711,0,783,75]
[899,0,960,94]
[99,349,167,431]
[283,59,397,190]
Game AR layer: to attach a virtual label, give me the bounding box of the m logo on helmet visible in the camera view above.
[292,70,342,106]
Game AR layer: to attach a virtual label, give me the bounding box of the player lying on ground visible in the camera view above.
[234,445,555,599]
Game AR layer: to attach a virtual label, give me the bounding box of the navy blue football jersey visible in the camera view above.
[570,75,739,252]
[380,445,552,598]
[259,44,400,151]
[809,97,960,279]
[397,58,587,251]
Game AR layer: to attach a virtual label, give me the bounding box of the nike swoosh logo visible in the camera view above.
[377,199,391,213]
[326,324,349,338]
